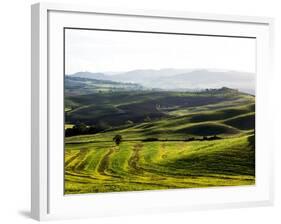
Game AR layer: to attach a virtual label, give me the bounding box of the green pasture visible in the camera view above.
[65,134,255,194]
[64,86,255,194]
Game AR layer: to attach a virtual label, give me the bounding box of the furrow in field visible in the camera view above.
[64,137,255,193]
[106,145,132,178]
[64,151,80,168]
[126,142,196,181]
[73,149,90,171]
[85,149,109,173]
[97,147,115,176]
[64,149,89,172]
[128,143,143,173]
[65,170,98,180]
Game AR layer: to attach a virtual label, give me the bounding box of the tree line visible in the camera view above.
[65,123,105,137]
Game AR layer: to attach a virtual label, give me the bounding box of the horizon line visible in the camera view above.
[65,68,256,76]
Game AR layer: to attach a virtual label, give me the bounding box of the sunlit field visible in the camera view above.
[64,79,255,194]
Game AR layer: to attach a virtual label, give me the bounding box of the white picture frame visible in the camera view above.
[31,2,274,221]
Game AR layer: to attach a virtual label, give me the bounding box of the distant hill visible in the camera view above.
[109,68,193,83]
[65,76,143,96]
[70,72,107,80]
[68,69,255,94]
[156,70,255,94]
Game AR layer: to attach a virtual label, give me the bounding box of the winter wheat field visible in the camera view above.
[64,29,256,194]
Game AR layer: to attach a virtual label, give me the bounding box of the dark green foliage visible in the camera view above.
[113,134,122,145]
[65,123,104,137]
[142,137,159,142]
[183,136,223,142]
[207,135,222,140]
[202,136,208,141]
[184,137,195,141]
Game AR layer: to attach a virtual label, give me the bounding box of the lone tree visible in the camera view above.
[113,134,122,146]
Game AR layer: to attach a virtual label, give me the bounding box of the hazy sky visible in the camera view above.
[65,29,256,75]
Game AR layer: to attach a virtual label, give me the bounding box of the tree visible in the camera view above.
[202,136,208,141]
[113,134,122,146]
[88,125,99,134]
[65,128,75,137]
[73,123,88,134]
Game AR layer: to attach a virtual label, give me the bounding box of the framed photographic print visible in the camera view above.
[31,2,274,221]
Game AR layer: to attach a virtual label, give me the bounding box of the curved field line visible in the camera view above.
[65,170,98,180]
[64,149,89,172]
[97,147,115,176]
[64,152,80,168]
[128,143,143,173]
[126,143,197,180]
[73,149,90,171]
[65,133,255,193]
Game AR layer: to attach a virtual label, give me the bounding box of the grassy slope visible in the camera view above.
[65,89,253,127]
[64,78,255,194]
[65,100,254,143]
[65,135,254,194]
[64,90,255,194]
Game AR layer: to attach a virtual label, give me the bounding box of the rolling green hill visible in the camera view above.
[65,87,253,128]
[64,79,255,194]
